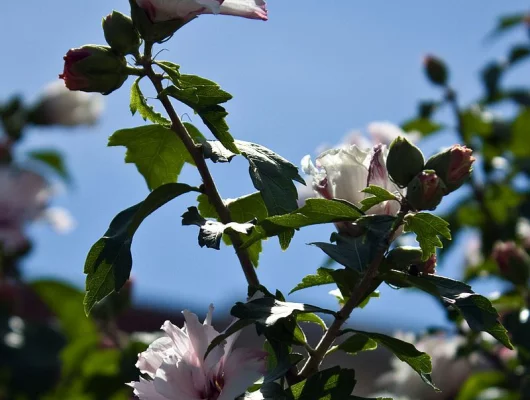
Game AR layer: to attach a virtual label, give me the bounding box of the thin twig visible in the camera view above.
[141,42,260,289]
[298,208,408,378]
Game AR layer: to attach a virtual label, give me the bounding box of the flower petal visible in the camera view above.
[136,336,174,377]
[128,377,170,399]
[219,0,268,20]
[153,355,201,400]
[217,348,267,400]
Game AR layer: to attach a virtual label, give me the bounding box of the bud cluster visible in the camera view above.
[386,137,475,211]
[492,241,530,286]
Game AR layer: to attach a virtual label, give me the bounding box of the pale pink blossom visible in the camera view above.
[0,167,49,252]
[129,305,267,400]
[136,0,267,23]
[30,81,103,127]
[301,144,402,216]
[376,333,486,400]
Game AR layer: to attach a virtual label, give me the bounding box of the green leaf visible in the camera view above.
[460,107,493,142]
[288,367,356,400]
[402,118,443,136]
[130,78,170,125]
[310,237,370,273]
[109,124,195,191]
[243,199,363,249]
[510,108,530,158]
[403,212,451,260]
[237,141,305,217]
[182,206,254,250]
[290,268,335,294]
[83,183,198,315]
[487,13,526,40]
[331,333,378,356]
[382,271,513,349]
[203,140,237,163]
[455,371,505,400]
[162,73,238,153]
[154,60,181,84]
[231,297,336,327]
[31,280,97,340]
[360,185,398,212]
[344,329,437,391]
[198,192,267,267]
[28,150,70,182]
[508,44,530,66]
[296,313,327,331]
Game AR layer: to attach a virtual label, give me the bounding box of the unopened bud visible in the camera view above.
[406,170,446,211]
[129,0,189,43]
[103,11,141,56]
[492,241,530,285]
[384,246,437,275]
[59,45,128,95]
[425,145,475,193]
[423,55,449,87]
[386,136,425,187]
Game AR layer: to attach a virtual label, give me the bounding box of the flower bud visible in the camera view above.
[103,11,142,56]
[384,246,437,275]
[406,170,446,211]
[492,241,530,286]
[423,54,449,87]
[59,45,128,95]
[386,136,425,187]
[129,0,188,43]
[425,145,475,193]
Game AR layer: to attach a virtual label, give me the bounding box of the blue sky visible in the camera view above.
[2,1,528,330]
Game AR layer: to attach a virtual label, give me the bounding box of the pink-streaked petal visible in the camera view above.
[217,348,268,400]
[153,355,200,400]
[219,0,268,20]
[127,377,169,399]
[136,336,174,377]
[203,303,214,326]
[367,144,389,189]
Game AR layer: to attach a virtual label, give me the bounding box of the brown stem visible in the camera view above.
[141,42,260,289]
[298,208,408,378]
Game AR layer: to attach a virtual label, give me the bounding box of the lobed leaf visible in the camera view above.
[403,212,451,260]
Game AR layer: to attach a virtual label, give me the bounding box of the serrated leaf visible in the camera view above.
[27,149,70,183]
[197,192,267,267]
[83,183,198,315]
[130,78,170,125]
[402,117,443,136]
[243,198,363,249]
[154,60,181,84]
[344,329,437,391]
[404,212,451,260]
[290,268,335,294]
[236,141,304,218]
[182,206,254,250]
[360,185,398,212]
[288,367,356,400]
[109,124,195,191]
[231,297,336,327]
[162,72,238,153]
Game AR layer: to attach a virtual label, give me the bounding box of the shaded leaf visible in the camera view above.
[288,367,356,400]
[109,124,195,191]
[205,319,254,359]
[28,150,70,182]
[203,140,237,163]
[310,236,370,273]
[330,333,378,356]
[83,183,198,315]
[344,329,437,391]
[237,141,304,218]
[404,212,451,260]
[487,13,526,40]
[511,108,530,158]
